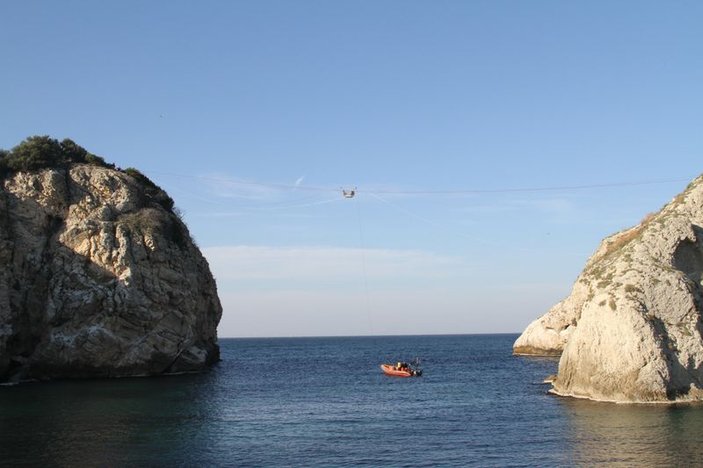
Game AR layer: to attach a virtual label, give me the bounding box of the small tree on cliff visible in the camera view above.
[5,136,64,171]
[0,136,174,214]
[60,138,111,167]
[0,135,112,176]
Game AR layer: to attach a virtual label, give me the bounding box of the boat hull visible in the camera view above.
[380,364,413,377]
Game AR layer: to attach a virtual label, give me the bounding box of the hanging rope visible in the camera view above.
[349,192,374,335]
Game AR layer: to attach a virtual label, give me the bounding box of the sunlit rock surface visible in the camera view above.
[0,165,221,382]
[515,175,703,402]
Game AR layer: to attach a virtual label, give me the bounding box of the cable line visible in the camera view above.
[365,178,689,195]
[145,170,688,197]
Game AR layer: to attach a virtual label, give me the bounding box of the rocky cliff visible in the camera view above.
[514,175,703,402]
[0,164,222,382]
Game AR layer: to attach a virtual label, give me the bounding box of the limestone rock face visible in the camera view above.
[0,165,222,382]
[512,281,587,356]
[515,175,703,402]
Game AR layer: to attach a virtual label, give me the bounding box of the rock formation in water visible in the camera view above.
[0,137,221,382]
[514,175,703,402]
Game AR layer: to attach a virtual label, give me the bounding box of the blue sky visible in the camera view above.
[2,1,702,337]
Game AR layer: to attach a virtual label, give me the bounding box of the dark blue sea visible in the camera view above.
[2,334,703,466]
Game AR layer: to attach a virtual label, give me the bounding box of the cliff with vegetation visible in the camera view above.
[0,136,221,382]
[515,175,703,402]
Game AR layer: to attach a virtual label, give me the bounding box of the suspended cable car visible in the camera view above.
[342,187,356,199]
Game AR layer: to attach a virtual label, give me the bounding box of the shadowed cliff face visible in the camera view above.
[0,165,222,382]
[514,175,703,403]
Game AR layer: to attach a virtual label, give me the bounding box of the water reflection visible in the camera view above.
[0,371,222,466]
[561,397,703,466]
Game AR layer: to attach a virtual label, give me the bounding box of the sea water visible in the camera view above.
[1,334,703,466]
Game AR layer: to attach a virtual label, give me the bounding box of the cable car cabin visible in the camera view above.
[342,189,356,198]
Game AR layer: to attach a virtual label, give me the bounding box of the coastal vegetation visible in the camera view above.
[0,135,174,211]
[0,135,112,176]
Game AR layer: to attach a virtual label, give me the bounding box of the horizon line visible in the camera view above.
[218,331,522,340]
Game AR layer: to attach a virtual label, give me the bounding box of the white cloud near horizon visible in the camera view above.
[202,245,570,337]
[203,245,464,282]
[214,283,566,338]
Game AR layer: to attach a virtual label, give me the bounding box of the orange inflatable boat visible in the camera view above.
[380,362,422,377]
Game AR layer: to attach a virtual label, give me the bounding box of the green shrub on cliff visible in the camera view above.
[0,136,175,213]
[0,135,113,176]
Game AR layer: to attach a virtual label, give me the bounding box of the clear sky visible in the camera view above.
[2,1,702,337]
